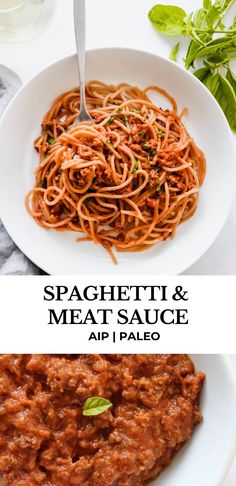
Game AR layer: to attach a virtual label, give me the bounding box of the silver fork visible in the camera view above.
[74,0,93,124]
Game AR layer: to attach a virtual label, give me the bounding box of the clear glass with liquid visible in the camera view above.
[0,0,56,42]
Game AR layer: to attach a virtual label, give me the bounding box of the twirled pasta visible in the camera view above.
[26,81,206,264]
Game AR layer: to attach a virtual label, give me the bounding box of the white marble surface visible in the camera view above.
[0,0,235,478]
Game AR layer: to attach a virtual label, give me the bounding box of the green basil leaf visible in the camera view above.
[185,29,211,68]
[182,12,194,36]
[207,35,236,47]
[215,73,236,131]
[193,8,206,28]
[170,41,180,61]
[148,4,186,36]
[185,39,202,68]
[204,72,221,96]
[190,29,206,46]
[226,68,236,94]
[215,0,234,14]
[206,52,229,64]
[193,66,211,82]
[206,0,235,27]
[231,14,236,29]
[206,6,220,26]
[203,0,212,8]
[192,36,236,61]
[218,18,226,29]
[83,397,112,416]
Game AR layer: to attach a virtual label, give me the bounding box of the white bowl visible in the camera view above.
[0,48,235,275]
[155,355,236,486]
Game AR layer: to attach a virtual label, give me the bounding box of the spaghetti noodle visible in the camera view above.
[26,81,206,264]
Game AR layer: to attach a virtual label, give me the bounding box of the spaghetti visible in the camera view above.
[26,81,206,264]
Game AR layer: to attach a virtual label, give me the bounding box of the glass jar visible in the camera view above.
[0,0,56,42]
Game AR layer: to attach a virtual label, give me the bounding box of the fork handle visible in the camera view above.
[74,0,87,114]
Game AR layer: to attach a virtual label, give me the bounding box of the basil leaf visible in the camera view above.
[231,14,236,29]
[185,40,202,68]
[170,41,180,61]
[215,73,236,131]
[206,6,221,26]
[193,66,211,82]
[206,0,235,27]
[190,29,206,46]
[206,52,229,64]
[203,0,212,8]
[182,12,194,36]
[193,8,206,28]
[192,36,236,61]
[215,0,234,14]
[204,72,221,96]
[207,72,236,130]
[218,18,226,29]
[83,397,112,416]
[207,35,236,47]
[185,30,211,68]
[148,5,186,36]
[226,68,236,95]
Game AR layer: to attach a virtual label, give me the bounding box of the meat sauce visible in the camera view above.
[0,354,205,486]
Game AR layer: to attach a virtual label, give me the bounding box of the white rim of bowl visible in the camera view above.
[210,354,236,486]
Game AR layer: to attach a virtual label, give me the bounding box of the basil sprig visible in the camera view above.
[148,0,236,131]
[82,397,112,416]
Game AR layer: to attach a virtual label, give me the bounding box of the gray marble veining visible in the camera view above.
[0,65,41,275]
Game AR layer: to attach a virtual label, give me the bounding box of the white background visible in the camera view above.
[1,275,236,355]
[0,0,236,483]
